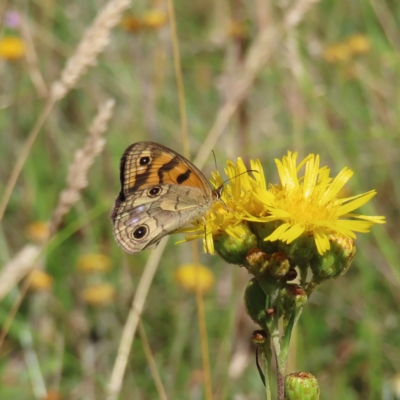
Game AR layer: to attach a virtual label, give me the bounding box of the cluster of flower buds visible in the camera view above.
[182,152,384,399]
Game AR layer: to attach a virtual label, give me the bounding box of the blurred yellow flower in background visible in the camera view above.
[121,15,142,32]
[81,283,116,306]
[345,34,370,55]
[323,43,352,64]
[141,10,167,29]
[121,10,167,33]
[323,33,370,64]
[0,36,25,60]
[25,221,49,244]
[175,264,215,294]
[30,270,53,291]
[228,20,248,40]
[77,253,111,273]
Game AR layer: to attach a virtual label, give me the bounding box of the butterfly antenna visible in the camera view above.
[219,169,259,187]
[212,150,218,172]
[215,169,259,211]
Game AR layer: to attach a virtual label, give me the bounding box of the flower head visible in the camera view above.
[322,33,370,64]
[175,264,215,294]
[322,43,352,64]
[121,10,166,33]
[81,283,116,306]
[141,10,167,29]
[5,11,21,28]
[185,152,385,256]
[25,221,49,244]
[253,152,385,254]
[0,36,25,60]
[182,157,264,254]
[77,253,111,273]
[346,34,370,55]
[29,270,53,291]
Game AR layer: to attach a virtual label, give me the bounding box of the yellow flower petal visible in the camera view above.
[175,264,215,294]
[345,34,370,55]
[141,10,167,29]
[77,253,111,273]
[30,270,53,291]
[181,151,384,256]
[314,230,331,254]
[0,36,25,60]
[338,190,376,215]
[25,221,49,244]
[81,284,116,306]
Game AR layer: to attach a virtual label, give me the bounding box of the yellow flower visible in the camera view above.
[25,221,49,244]
[322,43,352,64]
[175,264,215,294]
[29,270,53,291]
[81,283,116,306]
[323,34,370,64]
[0,36,25,60]
[228,20,248,40]
[120,15,143,32]
[141,10,167,29]
[182,157,265,254]
[345,34,370,55]
[185,153,385,256]
[121,10,166,33]
[77,253,111,273]
[251,152,385,254]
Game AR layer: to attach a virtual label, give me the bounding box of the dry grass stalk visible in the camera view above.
[49,98,115,235]
[0,245,42,302]
[0,98,115,348]
[0,0,129,222]
[50,0,130,101]
[107,239,168,400]
[107,2,320,398]
[193,25,278,168]
[284,0,320,30]
[0,99,115,303]
[137,320,169,400]
[194,0,320,169]
[21,16,48,97]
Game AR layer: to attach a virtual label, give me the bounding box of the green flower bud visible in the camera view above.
[285,372,320,400]
[244,278,267,327]
[249,221,280,255]
[310,234,356,283]
[213,221,257,265]
[279,284,308,319]
[245,249,290,280]
[278,233,315,269]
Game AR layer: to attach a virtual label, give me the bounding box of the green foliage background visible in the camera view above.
[0,0,399,399]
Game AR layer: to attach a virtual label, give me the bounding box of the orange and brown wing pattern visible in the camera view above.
[119,142,211,195]
[111,142,220,253]
[111,142,212,223]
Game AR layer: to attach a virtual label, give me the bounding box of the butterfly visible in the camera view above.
[111,142,222,254]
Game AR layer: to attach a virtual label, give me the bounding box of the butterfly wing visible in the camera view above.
[111,142,215,254]
[112,184,212,253]
[119,141,212,195]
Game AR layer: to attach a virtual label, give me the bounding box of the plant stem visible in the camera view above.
[261,340,272,400]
